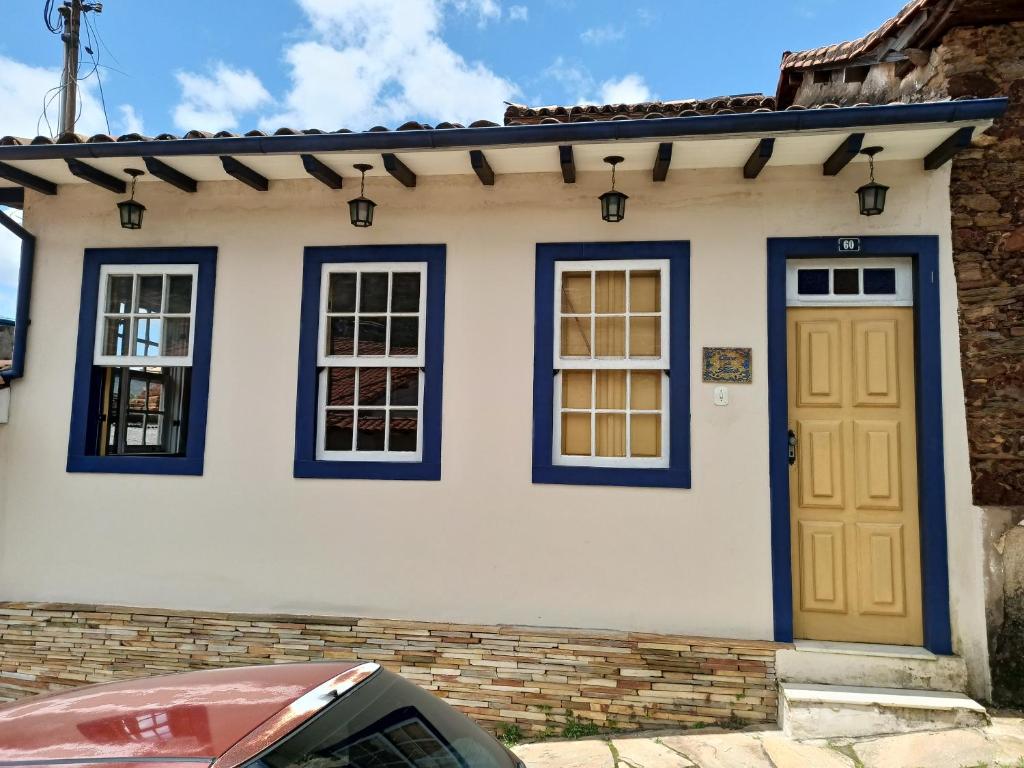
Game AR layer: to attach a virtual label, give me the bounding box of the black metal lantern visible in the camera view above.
[117,169,146,230]
[349,164,376,227]
[856,146,888,217]
[599,155,628,223]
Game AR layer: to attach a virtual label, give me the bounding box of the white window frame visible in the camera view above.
[316,261,427,463]
[93,263,199,367]
[552,259,671,469]
[786,257,913,307]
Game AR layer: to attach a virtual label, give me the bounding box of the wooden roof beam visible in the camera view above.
[559,145,576,183]
[66,159,126,193]
[743,138,775,179]
[470,150,495,186]
[382,153,416,187]
[653,143,673,182]
[0,188,24,208]
[0,161,57,196]
[924,126,974,170]
[143,157,197,193]
[823,133,865,176]
[301,154,343,189]
[220,156,269,191]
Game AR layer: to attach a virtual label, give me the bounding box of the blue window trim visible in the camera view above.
[294,245,446,481]
[532,241,691,489]
[767,236,952,654]
[67,247,218,476]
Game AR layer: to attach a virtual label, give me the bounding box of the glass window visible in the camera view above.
[555,261,669,467]
[797,269,829,295]
[833,268,859,295]
[318,264,427,461]
[864,267,897,294]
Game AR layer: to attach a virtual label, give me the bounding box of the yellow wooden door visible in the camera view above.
[788,306,923,645]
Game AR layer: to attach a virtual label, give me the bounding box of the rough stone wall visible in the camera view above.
[992,520,1024,703]
[942,22,1024,507]
[0,323,12,362]
[0,603,780,734]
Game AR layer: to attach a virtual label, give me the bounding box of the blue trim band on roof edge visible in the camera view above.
[0,99,1008,162]
[0,209,35,383]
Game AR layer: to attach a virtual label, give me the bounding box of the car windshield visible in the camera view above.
[247,668,517,768]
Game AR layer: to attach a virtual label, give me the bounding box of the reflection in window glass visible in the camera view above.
[864,267,897,294]
[322,368,422,456]
[833,268,859,295]
[797,269,829,295]
[96,268,196,362]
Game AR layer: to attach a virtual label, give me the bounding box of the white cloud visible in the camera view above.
[262,0,519,130]
[173,62,272,131]
[543,58,653,105]
[508,4,528,20]
[599,73,653,104]
[117,104,145,135]
[0,55,111,138]
[580,24,625,45]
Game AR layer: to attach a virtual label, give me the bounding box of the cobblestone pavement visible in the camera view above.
[513,714,1024,768]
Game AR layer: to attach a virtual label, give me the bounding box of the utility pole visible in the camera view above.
[56,1,102,135]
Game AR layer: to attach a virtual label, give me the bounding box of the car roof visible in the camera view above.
[0,661,359,764]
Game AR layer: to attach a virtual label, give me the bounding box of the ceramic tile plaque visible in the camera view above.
[703,347,752,383]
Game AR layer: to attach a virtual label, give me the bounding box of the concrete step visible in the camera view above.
[779,682,989,739]
[776,640,969,693]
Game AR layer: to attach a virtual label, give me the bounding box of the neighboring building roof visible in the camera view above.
[503,95,777,125]
[0,661,359,762]
[0,317,14,326]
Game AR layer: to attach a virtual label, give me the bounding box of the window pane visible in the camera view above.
[356,409,386,451]
[106,275,133,313]
[864,268,897,294]
[595,271,626,314]
[561,370,591,409]
[631,414,662,457]
[596,370,626,410]
[327,317,355,356]
[143,414,163,447]
[595,413,627,457]
[630,270,660,312]
[360,272,388,312]
[163,318,190,356]
[128,376,147,409]
[125,412,144,446]
[357,316,386,355]
[166,275,193,314]
[327,368,355,406]
[146,380,164,412]
[328,273,357,313]
[797,269,829,295]
[134,317,162,356]
[389,410,418,452]
[357,368,388,406]
[561,412,590,456]
[561,317,592,356]
[136,275,163,313]
[390,368,419,406]
[324,410,354,451]
[629,316,661,357]
[595,316,625,357]
[391,273,421,312]
[389,317,419,356]
[561,271,591,314]
[833,268,859,295]
[631,371,661,410]
[103,317,130,356]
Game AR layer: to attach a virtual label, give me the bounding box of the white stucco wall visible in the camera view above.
[0,158,989,693]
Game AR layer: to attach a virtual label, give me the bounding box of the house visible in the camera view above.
[0,0,1017,738]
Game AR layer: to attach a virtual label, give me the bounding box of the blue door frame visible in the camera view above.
[767,236,952,654]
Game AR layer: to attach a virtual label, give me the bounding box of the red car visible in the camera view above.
[0,661,523,767]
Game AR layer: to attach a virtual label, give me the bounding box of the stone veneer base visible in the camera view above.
[0,602,782,734]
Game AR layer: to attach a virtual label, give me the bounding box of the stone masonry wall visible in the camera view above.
[0,603,780,734]
[943,22,1024,507]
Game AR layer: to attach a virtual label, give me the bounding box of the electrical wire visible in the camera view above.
[43,0,63,34]
[81,10,111,135]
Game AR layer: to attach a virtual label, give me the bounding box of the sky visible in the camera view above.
[0,0,907,319]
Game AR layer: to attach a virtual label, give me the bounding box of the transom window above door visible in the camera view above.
[554,259,671,468]
[786,257,912,307]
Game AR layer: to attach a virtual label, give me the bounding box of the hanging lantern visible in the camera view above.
[349,164,377,227]
[599,155,628,223]
[856,146,888,217]
[117,169,146,230]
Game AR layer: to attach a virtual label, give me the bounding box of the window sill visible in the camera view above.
[66,455,204,476]
[532,464,691,489]
[294,460,441,481]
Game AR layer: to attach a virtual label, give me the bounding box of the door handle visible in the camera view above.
[788,430,797,466]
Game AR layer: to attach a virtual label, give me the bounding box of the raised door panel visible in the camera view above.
[856,522,908,616]
[854,420,903,511]
[796,320,842,407]
[798,419,844,509]
[798,521,847,614]
[853,319,900,407]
